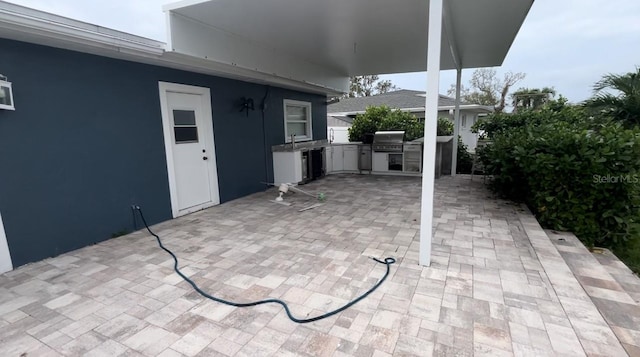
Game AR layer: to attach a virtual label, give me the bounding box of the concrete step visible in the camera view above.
[548,230,640,356]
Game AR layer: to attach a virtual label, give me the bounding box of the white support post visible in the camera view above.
[451,69,462,176]
[419,0,443,267]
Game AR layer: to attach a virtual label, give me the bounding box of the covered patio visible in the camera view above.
[1,175,636,356]
[162,0,535,266]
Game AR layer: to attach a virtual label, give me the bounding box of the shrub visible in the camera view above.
[480,103,640,251]
[348,106,423,141]
[456,137,474,174]
[348,107,456,142]
[437,117,454,136]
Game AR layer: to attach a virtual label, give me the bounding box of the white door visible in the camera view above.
[0,212,13,273]
[159,83,219,217]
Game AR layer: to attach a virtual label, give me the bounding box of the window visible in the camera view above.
[0,80,14,110]
[461,114,467,128]
[173,109,198,143]
[284,99,312,142]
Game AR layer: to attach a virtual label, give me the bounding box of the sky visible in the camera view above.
[5,0,640,103]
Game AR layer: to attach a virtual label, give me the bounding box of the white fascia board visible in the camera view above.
[163,0,211,12]
[329,105,486,116]
[0,2,165,56]
[328,107,426,116]
[166,12,350,93]
[438,104,494,112]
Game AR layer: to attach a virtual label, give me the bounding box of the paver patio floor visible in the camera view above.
[0,174,638,356]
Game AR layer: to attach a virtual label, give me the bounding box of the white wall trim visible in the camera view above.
[158,81,219,218]
[0,212,13,274]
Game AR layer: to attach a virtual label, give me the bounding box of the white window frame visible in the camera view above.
[283,99,312,142]
[0,80,15,111]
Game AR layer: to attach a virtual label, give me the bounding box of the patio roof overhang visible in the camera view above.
[164,0,535,266]
[164,0,534,94]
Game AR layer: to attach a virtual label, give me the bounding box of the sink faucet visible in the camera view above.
[291,134,296,150]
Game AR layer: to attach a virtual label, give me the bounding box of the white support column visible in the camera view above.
[419,0,443,267]
[451,69,462,176]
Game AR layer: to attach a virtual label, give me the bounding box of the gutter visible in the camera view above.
[329,104,494,116]
[0,1,165,56]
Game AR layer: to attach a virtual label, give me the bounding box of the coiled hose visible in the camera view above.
[133,206,396,324]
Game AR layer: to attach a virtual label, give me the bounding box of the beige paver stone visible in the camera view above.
[544,323,585,356]
[123,325,180,356]
[359,325,400,354]
[2,175,639,357]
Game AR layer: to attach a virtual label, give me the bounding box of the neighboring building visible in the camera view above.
[327,116,353,143]
[328,90,493,150]
[0,2,332,271]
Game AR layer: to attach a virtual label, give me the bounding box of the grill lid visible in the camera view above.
[373,131,405,152]
[373,131,405,144]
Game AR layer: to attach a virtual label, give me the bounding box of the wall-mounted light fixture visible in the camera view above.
[326,97,340,105]
[0,74,15,111]
[239,97,254,117]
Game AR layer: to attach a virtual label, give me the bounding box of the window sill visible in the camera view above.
[285,137,312,143]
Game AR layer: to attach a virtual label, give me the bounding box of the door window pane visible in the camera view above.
[174,127,198,143]
[173,110,196,126]
[173,110,198,143]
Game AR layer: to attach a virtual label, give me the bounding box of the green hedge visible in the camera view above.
[477,103,640,251]
[348,106,424,142]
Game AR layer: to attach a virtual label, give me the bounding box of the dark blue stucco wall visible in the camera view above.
[0,38,327,268]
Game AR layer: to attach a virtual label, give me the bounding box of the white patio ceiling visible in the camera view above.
[164,0,534,93]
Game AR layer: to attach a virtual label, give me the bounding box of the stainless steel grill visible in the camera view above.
[372,131,405,152]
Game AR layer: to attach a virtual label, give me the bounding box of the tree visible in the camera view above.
[447,68,526,112]
[346,75,398,98]
[584,67,640,126]
[511,87,556,111]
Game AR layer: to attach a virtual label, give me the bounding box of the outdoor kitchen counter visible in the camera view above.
[271,139,330,152]
[271,140,369,152]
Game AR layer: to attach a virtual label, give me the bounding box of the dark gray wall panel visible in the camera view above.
[0,38,327,267]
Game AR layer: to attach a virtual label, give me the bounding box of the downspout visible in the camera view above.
[420,0,444,267]
[443,0,462,177]
[451,69,462,176]
[261,86,271,187]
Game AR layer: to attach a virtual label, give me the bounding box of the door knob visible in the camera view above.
[203,156,208,160]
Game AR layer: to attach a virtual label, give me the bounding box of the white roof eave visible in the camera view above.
[165,0,534,92]
[0,1,344,96]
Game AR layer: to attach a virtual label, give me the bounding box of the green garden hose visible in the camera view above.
[133,206,395,324]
